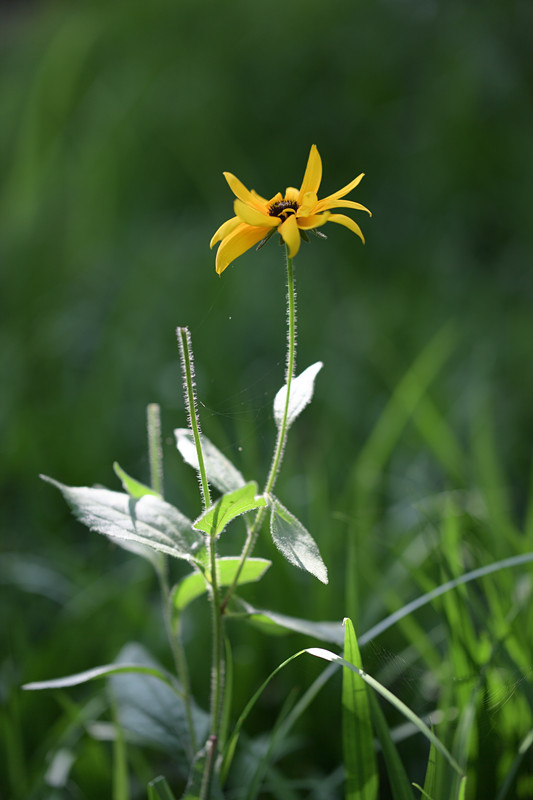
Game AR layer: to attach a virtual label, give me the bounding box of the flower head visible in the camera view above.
[210,145,371,274]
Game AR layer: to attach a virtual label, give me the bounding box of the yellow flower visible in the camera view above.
[210,144,371,274]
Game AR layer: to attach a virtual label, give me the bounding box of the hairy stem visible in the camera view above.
[177,326,211,510]
[146,403,164,497]
[221,247,297,611]
[177,327,224,791]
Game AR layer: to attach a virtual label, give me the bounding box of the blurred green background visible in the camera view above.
[2,0,533,797]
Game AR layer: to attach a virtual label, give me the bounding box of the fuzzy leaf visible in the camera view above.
[42,476,204,563]
[233,598,343,643]
[112,462,165,568]
[193,482,266,537]
[273,361,323,430]
[268,496,328,584]
[175,429,245,494]
[173,558,271,613]
[110,644,209,763]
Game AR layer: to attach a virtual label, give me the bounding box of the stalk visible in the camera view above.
[222,247,296,611]
[177,327,224,797]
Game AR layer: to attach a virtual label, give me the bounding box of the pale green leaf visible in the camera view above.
[175,428,245,494]
[113,461,160,499]
[23,663,177,692]
[172,558,271,612]
[42,476,204,564]
[273,361,323,430]
[268,496,328,584]
[193,482,266,537]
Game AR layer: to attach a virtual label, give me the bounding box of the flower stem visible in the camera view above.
[221,247,296,611]
[264,247,297,495]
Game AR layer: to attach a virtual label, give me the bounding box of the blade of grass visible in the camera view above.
[342,617,378,800]
[359,552,533,645]
[367,691,415,800]
[306,647,463,778]
[346,323,457,622]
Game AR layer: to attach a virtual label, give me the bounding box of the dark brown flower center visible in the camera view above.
[268,199,299,220]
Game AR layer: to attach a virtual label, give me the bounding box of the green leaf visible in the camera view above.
[42,476,204,564]
[110,644,209,764]
[175,428,246,494]
[111,695,130,800]
[268,496,328,584]
[113,461,160,499]
[147,776,178,800]
[233,598,343,643]
[420,738,437,800]
[273,361,323,430]
[413,785,436,800]
[342,618,378,800]
[193,482,266,537]
[306,646,463,778]
[179,740,224,800]
[221,648,309,784]
[113,462,165,569]
[172,558,271,613]
[367,691,415,800]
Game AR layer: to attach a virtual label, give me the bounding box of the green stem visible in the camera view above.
[264,248,297,494]
[221,247,296,611]
[177,326,224,792]
[146,403,164,497]
[177,326,211,510]
[146,402,197,754]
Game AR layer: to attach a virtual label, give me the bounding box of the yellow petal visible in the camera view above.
[299,191,318,216]
[284,186,299,202]
[315,198,371,215]
[215,223,268,274]
[210,216,242,248]
[298,145,322,204]
[328,213,365,243]
[251,189,269,205]
[223,172,267,212]
[268,191,283,205]
[325,172,365,202]
[296,212,330,230]
[278,214,301,258]
[234,199,280,228]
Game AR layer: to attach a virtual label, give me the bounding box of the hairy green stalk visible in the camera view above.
[222,247,296,611]
[177,327,224,796]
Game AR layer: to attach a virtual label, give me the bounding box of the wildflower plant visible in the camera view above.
[25,147,470,799]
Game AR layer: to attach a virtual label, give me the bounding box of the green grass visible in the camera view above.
[2,0,533,797]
